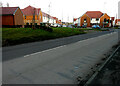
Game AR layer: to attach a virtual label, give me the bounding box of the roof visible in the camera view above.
[42,11,58,20]
[86,11,103,18]
[0,7,19,15]
[42,11,49,17]
[74,18,77,21]
[21,5,41,16]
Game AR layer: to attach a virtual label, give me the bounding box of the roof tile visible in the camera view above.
[0,7,18,15]
[21,5,41,16]
[86,11,103,18]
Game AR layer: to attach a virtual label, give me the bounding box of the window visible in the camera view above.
[37,15,38,20]
[107,19,110,23]
[96,18,99,21]
[25,15,26,19]
[26,23,29,25]
[110,20,112,23]
[35,23,37,26]
[84,19,87,22]
[104,18,107,22]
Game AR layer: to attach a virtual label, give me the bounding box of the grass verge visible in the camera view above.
[2,27,86,46]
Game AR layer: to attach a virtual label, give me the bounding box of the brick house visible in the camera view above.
[115,19,120,26]
[79,11,112,27]
[0,7,24,27]
[21,5,43,26]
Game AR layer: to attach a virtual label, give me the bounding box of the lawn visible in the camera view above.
[2,27,86,46]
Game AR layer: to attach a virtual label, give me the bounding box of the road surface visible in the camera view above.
[3,30,115,61]
[2,30,119,84]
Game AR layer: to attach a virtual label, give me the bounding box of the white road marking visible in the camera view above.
[23,32,117,58]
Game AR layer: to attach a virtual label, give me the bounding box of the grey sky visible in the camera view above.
[1,0,120,22]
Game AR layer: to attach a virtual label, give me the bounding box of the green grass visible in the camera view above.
[2,27,86,46]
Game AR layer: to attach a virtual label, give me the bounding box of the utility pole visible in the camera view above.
[0,2,3,7]
[48,2,51,26]
[7,3,9,7]
[62,10,63,26]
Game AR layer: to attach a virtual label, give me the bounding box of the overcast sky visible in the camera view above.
[1,0,120,22]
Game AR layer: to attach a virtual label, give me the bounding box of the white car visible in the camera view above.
[62,25,67,27]
[51,24,62,27]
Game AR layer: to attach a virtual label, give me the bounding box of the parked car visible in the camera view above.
[92,25,101,29]
[51,24,62,27]
[67,24,73,28]
[62,25,67,27]
[118,26,120,29]
[57,24,62,27]
[82,25,87,28]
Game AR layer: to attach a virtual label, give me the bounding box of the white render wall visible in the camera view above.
[42,16,49,23]
[42,16,56,24]
[90,18,100,24]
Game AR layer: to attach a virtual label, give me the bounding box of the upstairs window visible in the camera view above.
[25,15,26,19]
[104,18,107,22]
[96,18,99,21]
[37,15,38,20]
[107,19,110,23]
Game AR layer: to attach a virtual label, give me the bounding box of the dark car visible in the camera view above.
[118,26,120,29]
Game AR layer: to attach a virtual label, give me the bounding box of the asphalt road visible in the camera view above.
[3,30,115,61]
[3,31,119,84]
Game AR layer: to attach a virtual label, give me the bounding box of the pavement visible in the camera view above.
[2,30,119,84]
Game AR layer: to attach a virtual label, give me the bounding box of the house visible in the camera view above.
[73,18,78,26]
[58,20,62,25]
[115,19,120,26]
[0,7,24,27]
[79,11,112,27]
[110,17,115,27]
[42,12,58,25]
[21,5,43,26]
[42,12,49,23]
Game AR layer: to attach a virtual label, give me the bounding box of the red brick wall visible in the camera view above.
[2,15,14,25]
[80,14,91,27]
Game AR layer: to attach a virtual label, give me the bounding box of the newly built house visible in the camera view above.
[22,5,60,26]
[115,19,120,26]
[74,11,114,28]
[21,5,43,26]
[0,7,24,27]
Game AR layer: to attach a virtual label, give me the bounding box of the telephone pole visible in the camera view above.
[48,2,51,26]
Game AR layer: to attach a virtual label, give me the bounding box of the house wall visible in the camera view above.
[2,15,14,25]
[80,14,91,27]
[23,10,42,25]
[14,8,24,26]
[116,21,120,25]
[100,13,110,27]
[91,18,100,24]
[42,16,49,23]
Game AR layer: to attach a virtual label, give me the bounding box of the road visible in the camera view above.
[3,30,115,61]
[3,30,119,84]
